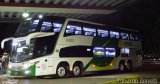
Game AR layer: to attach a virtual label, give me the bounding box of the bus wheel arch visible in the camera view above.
[56,61,69,78]
[72,61,84,77]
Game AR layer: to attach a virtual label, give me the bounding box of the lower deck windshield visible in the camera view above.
[10,35,57,63]
[11,40,35,63]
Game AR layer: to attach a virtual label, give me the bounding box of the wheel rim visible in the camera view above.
[73,66,80,76]
[120,64,124,71]
[57,67,66,77]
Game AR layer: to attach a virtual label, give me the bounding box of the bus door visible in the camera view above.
[33,36,55,76]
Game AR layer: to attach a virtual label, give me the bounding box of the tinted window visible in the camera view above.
[53,23,62,32]
[40,22,53,32]
[93,47,116,57]
[121,48,130,57]
[29,20,39,32]
[34,36,55,58]
[97,29,109,37]
[129,34,135,40]
[93,47,105,57]
[65,25,82,35]
[110,31,119,38]
[83,27,96,36]
[105,48,116,57]
[129,33,140,41]
[59,46,93,57]
[121,32,129,40]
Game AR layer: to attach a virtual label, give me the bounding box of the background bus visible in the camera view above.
[1,16,142,78]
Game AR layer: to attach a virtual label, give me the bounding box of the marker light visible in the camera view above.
[92,64,96,68]
[110,63,113,66]
[22,12,29,18]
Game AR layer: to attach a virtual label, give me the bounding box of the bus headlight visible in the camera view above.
[23,64,31,69]
[24,70,31,75]
[8,70,11,74]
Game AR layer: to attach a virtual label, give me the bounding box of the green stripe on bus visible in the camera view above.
[84,37,119,71]
[10,64,36,77]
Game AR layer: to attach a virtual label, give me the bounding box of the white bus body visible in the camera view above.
[2,16,142,78]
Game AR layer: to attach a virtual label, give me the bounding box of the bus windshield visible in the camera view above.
[14,19,39,37]
[10,39,35,63]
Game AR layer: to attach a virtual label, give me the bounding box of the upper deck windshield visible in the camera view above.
[14,19,39,37]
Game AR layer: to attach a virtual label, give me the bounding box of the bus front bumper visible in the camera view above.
[8,65,35,77]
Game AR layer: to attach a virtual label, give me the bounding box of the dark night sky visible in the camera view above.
[103,0,160,54]
[0,0,160,55]
[0,23,20,54]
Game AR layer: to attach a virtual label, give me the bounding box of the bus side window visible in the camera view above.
[129,34,135,40]
[65,24,82,36]
[93,47,116,57]
[110,31,120,39]
[59,46,93,57]
[105,48,116,57]
[83,27,96,36]
[97,29,109,38]
[93,47,105,57]
[34,36,54,58]
[121,48,130,57]
[53,23,62,32]
[121,32,129,40]
[40,22,53,32]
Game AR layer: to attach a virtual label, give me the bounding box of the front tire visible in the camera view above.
[56,65,67,78]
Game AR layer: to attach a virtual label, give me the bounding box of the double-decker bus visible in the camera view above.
[1,16,142,78]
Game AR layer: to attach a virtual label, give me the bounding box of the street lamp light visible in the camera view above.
[22,12,29,18]
[38,14,43,19]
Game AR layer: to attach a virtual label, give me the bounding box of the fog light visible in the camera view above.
[24,70,31,75]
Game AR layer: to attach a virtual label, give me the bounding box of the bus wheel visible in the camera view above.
[56,65,67,78]
[119,63,125,72]
[73,65,82,77]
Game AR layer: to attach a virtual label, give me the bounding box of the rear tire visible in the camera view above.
[73,65,83,77]
[119,62,125,72]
